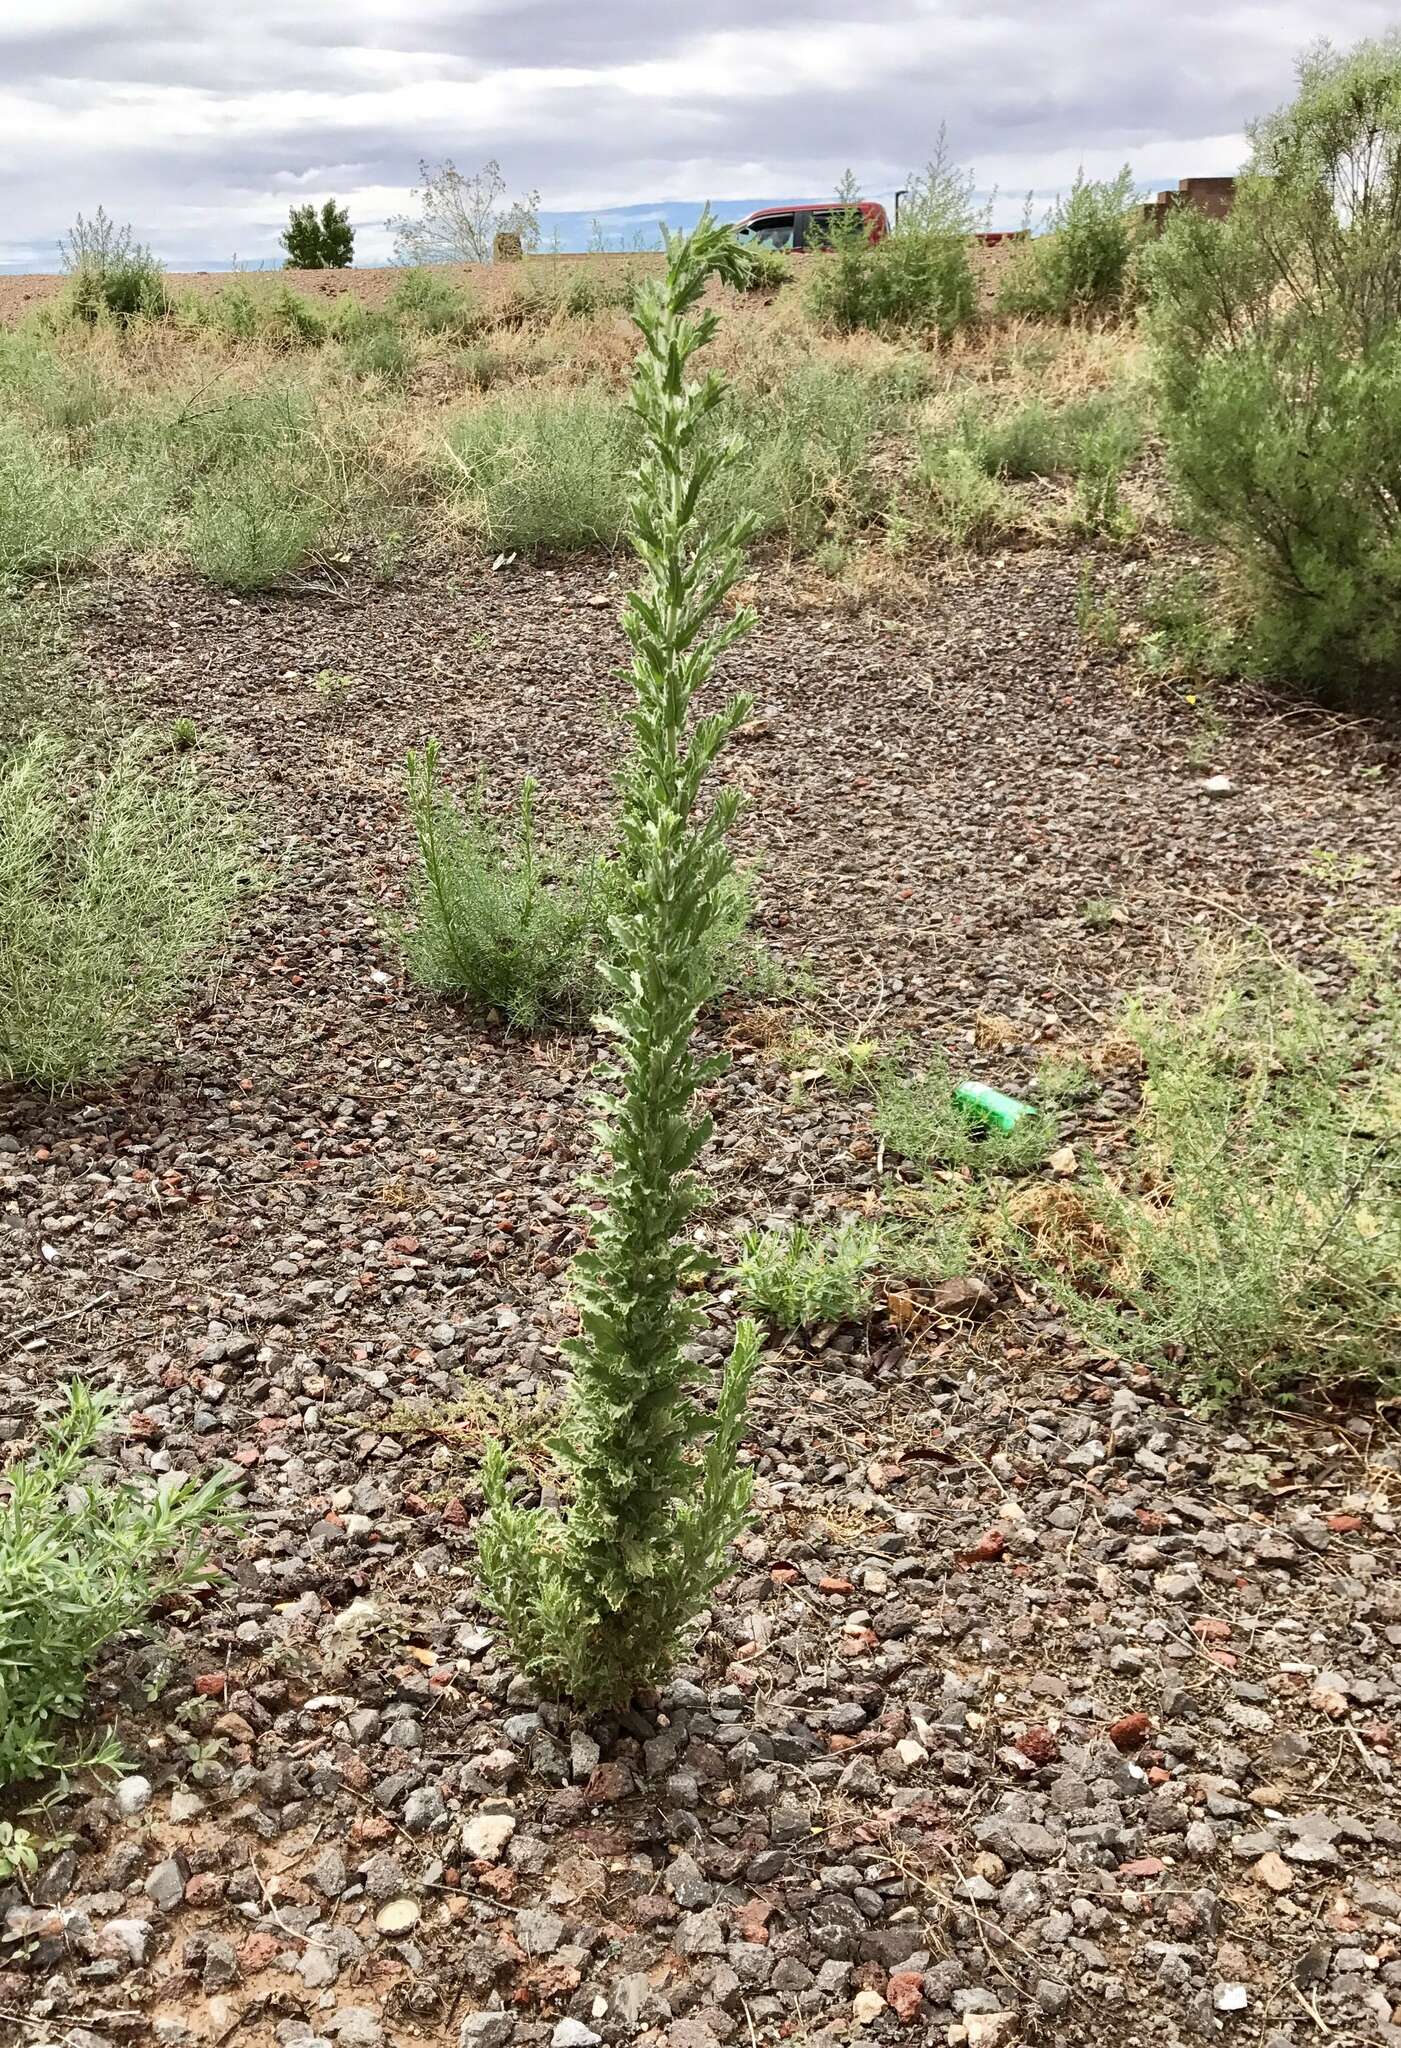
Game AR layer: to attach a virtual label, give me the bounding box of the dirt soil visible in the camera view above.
[0,245,1016,327]
[2,548,1400,2048]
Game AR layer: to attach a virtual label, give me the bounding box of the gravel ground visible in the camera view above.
[2,548,1400,2048]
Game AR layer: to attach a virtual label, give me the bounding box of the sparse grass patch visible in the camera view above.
[873,1054,1055,1174]
[1016,935,1401,1403]
[0,732,241,1086]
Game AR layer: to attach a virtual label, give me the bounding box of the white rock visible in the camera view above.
[461,1811,516,1862]
[115,1775,153,1818]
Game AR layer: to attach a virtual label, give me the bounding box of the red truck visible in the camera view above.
[733,200,889,251]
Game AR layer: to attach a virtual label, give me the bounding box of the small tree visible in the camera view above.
[389,159,540,264]
[478,214,762,1711]
[281,199,354,269]
[1148,33,1401,697]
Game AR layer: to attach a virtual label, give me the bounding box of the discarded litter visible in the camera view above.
[952,1081,1037,1134]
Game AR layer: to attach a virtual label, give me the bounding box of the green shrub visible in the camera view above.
[0,1380,239,1786]
[401,746,604,1024]
[807,146,981,338]
[913,440,1015,547]
[60,209,169,325]
[400,743,765,1023]
[998,167,1141,319]
[724,362,899,549]
[1147,34,1401,699]
[201,283,261,342]
[732,246,793,292]
[0,733,241,1085]
[343,325,413,384]
[478,215,761,1711]
[187,460,329,587]
[259,285,329,349]
[442,389,635,550]
[735,1219,881,1328]
[1019,936,1401,1403]
[388,268,478,338]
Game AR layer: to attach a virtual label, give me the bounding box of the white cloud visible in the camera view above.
[1,0,1396,268]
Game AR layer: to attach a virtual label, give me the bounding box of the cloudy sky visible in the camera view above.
[0,2,1393,270]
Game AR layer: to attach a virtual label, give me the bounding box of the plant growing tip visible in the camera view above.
[477,212,763,1711]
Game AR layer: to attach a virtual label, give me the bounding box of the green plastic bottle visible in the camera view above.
[953,1080,1037,1133]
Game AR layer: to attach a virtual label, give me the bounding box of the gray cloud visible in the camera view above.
[1,1,1395,268]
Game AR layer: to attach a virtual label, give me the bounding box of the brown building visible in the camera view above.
[1142,175,1238,233]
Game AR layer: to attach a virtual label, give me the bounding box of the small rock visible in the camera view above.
[145,1858,186,1912]
[403,1785,447,1834]
[310,1848,348,1899]
[461,1812,516,1863]
[965,2014,1020,2048]
[98,1918,153,1966]
[852,1988,886,2025]
[459,2018,515,2048]
[1214,1984,1249,2013]
[1196,775,1236,798]
[551,2025,601,2048]
[115,1776,153,1818]
[1253,1851,1293,1894]
[1108,1712,1151,1752]
[327,2011,383,2048]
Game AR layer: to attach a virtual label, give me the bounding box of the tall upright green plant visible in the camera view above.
[478,214,762,1710]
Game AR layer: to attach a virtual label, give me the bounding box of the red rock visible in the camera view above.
[961,1528,1006,1565]
[819,1576,854,1595]
[632,1893,679,1929]
[1108,1712,1151,1752]
[1016,1724,1060,1765]
[735,1898,774,1945]
[213,1710,255,1743]
[1147,1766,1171,1785]
[1119,1855,1165,1879]
[183,1872,227,1906]
[887,1971,925,2022]
[238,1931,281,1971]
[1327,1513,1363,1533]
[585,1761,635,1805]
[1192,1616,1232,1642]
[194,1672,228,1697]
[440,1497,469,1526]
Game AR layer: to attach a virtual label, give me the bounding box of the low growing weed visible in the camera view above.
[0,1380,240,1786]
[735,1218,882,1329]
[401,745,602,1024]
